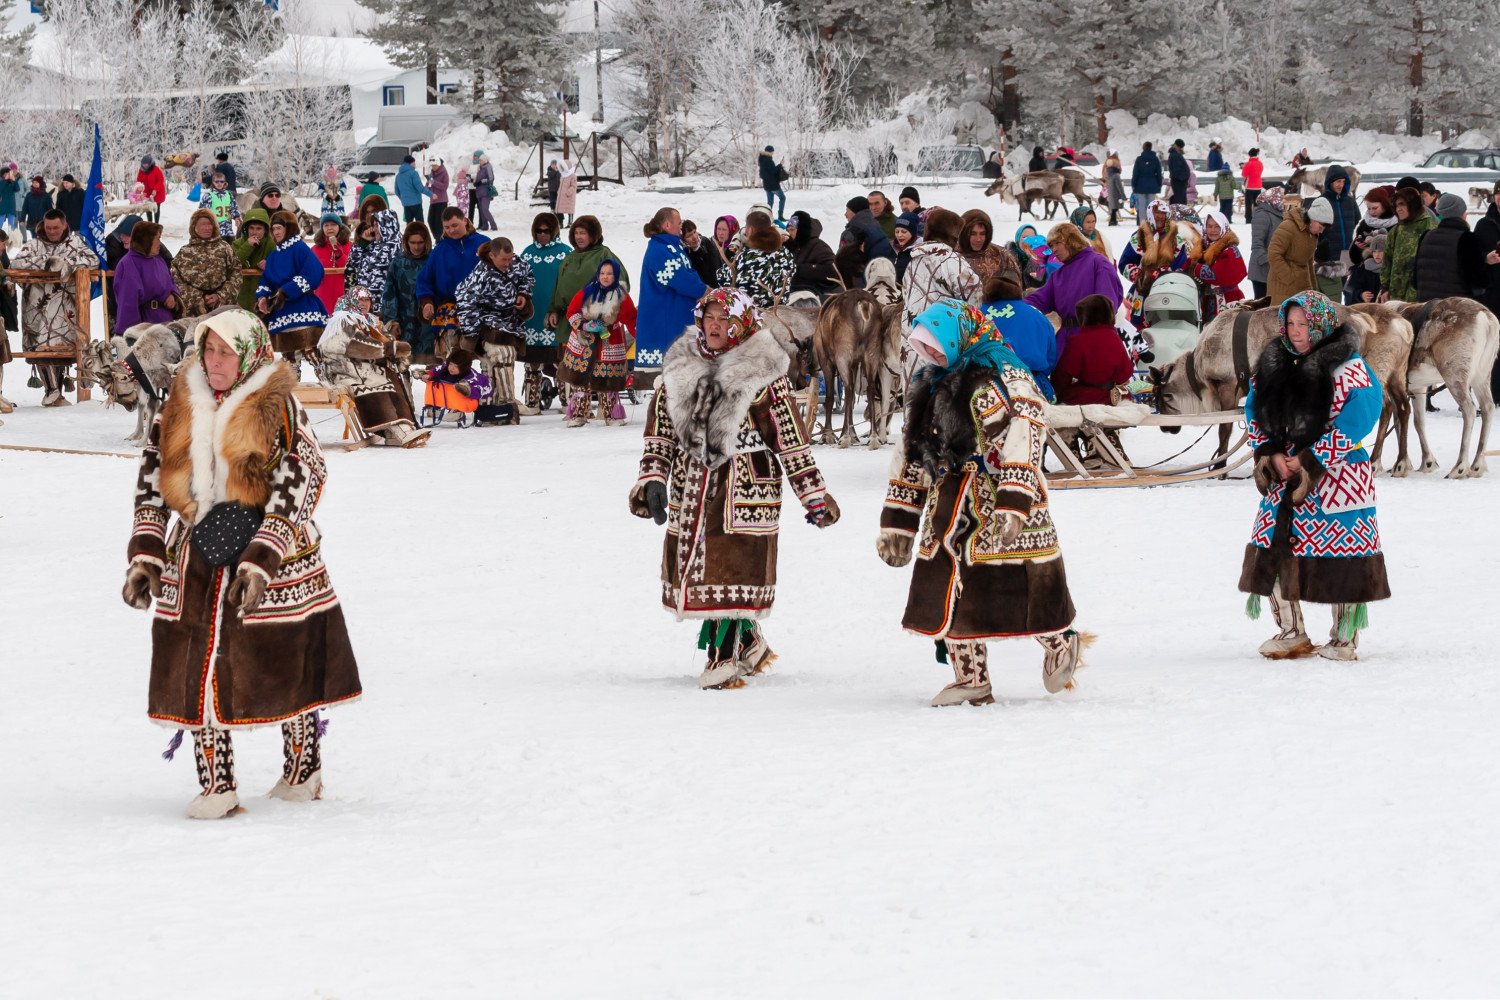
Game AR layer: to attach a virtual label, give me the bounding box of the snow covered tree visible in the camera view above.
[614,0,713,176]
[452,1,573,139]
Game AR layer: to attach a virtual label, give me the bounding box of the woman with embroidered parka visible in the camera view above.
[630,288,838,690]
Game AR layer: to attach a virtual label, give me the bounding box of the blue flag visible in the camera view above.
[81,122,106,299]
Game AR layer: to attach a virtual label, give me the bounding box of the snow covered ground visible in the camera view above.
[4,179,1500,998]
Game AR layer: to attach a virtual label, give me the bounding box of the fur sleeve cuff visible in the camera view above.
[878,505,922,534]
[126,532,168,566]
[1253,441,1284,459]
[128,552,166,571]
[238,540,283,580]
[993,486,1035,518]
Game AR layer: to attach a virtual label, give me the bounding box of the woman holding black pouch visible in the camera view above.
[121,308,362,819]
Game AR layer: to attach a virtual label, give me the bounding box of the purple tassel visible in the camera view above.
[609,396,625,420]
[564,393,580,418]
[313,710,329,738]
[161,729,184,762]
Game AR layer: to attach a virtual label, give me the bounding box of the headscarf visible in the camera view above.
[713,215,739,251]
[194,308,275,397]
[581,257,624,305]
[1257,186,1286,213]
[692,287,759,358]
[1277,290,1338,355]
[1203,210,1231,241]
[1147,199,1172,231]
[334,285,374,315]
[908,298,1026,375]
[1068,204,1097,232]
[1014,223,1037,244]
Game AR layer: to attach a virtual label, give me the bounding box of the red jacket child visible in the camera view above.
[1053,298,1135,406]
[136,157,167,207]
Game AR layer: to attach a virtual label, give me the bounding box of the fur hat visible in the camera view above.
[981,272,1023,302]
[1046,221,1088,258]
[1436,192,1467,220]
[359,191,389,215]
[1305,198,1335,225]
[922,207,962,248]
[899,185,920,204]
[270,209,300,234]
[743,216,783,252]
[188,208,219,240]
[445,347,475,375]
[846,195,870,214]
[569,214,603,248]
[1366,230,1388,254]
[129,220,162,255]
[531,211,562,240]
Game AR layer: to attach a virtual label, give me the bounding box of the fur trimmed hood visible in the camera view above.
[578,284,626,325]
[130,220,163,256]
[924,207,962,248]
[570,214,604,249]
[959,209,994,252]
[1046,221,1088,259]
[157,360,298,525]
[188,209,220,244]
[661,327,789,468]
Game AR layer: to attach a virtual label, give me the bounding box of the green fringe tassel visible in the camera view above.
[1338,603,1368,642]
[934,640,948,665]
[697,621,715,650]
[697,618,755,651]
[1245,593,1262,621]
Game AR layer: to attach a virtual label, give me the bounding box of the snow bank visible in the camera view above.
[421,121,530,179]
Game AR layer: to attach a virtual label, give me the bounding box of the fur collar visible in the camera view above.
[157,361,297,524]
[1249,325,1357,452]
[1134,222,1183,271]
[661,329,788,468]
[904,363,1006,478]
[1197,228,1240,265]
[743,226,783,252]
[579,286,625,325]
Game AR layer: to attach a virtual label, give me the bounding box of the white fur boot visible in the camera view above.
[1260,586,1315,659]
[1038,630,1084,693]
[931,640,993,706]
[267,713,323,801]
[187,727,241,820]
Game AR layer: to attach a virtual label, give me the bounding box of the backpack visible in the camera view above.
[775,163,788,184]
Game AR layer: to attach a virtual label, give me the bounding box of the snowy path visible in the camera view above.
[2,368,1498,997]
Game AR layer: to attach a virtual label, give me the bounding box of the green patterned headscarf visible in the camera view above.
[193,308,275,394]
[1277,290,1338,355]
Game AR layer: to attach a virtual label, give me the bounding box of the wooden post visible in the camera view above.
[591,134,600,192]
[74,268,92,403]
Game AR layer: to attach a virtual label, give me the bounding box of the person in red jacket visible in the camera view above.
[1186,210,1248,323]
[1053,294,1134,405]
[136,155,166,223]
[1241,147,1265,224]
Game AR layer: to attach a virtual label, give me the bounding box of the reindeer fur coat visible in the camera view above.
[128,359,361,729]
[632,329,829,619]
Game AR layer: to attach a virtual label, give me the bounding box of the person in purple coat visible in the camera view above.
[112,220,180,334]
[1024,222,1124,353]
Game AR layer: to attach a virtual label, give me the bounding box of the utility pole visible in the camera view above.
[592,0,604,123]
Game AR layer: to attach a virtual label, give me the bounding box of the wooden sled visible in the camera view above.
[1044,403,1250,489]
[293,384,370,452]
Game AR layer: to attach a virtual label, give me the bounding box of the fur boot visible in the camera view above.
[564,388,591,427]
[1260,583,1315,658]
[931,640,993,706]
[188,727,240,819]
[522,365,543,412]
[736,622,777,678]
[0,365,13,413]
[601,391,626,426]
[1319,604,1361,661]
[268,712,323,801]
[1038,630,1083,693]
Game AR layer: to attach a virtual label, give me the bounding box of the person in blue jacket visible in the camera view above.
[395,155,432,225]
[417,206,488,356]
[979,271,1059,401]
[255,210,327,357]
[634,206,708,381]
[1130,142,1163,223]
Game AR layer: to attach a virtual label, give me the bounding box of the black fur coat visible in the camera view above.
[1249,323,1357,453]
[904,363,1004,478]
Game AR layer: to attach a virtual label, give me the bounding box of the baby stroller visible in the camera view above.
[1137,272,1202,367]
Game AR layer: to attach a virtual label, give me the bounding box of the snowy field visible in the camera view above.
[3,179,1500,998]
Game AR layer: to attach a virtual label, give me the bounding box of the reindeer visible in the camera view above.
[810,289,902,449]
[1150,299,1413,473]
[1287,163,1362,198]
[1389,298,1498,479]
[987,169,1091,221]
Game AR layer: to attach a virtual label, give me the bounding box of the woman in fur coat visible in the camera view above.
[255,211,326,357]
[1117,199,1188,329]
[1185,210,1247,323]
[316,287,427,448]
[121,309,361,819]
[454,237,535,422]
[1239,291,1390,661]
[171,209,242,316]
[878,298,1084,707]
[630,287,839,689]
[559,257,637,426]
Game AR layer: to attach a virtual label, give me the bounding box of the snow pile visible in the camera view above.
[1094,110,1494,169]
[422,121,530,178]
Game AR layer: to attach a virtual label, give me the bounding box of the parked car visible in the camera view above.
[1049,151,1100,171]
[1421,148,1500,170]
[793,148,855,179]
[916,144,986,175]
[354,139,429,178]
